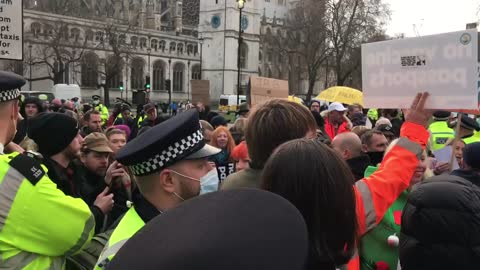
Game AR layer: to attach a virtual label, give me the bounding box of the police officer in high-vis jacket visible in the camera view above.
[428,111,454,151]
[0,71,94,269]
[95,110,221,269]
[92,95,109,126]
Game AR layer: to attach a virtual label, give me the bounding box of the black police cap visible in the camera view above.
[107,189,309,270]
[0,71,25,103]
[116,110,220,176]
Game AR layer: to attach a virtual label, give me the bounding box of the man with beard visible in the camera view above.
[92,95,109,126]
[0,72,94,269]
[28,113,114,232]
[81,110,103,137]
[95,110,221,269]
[76,133,130,233]
[361,130,390,166]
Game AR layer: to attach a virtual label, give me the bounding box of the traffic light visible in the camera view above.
[119,82,124,91]
[165,79,171,91]
[145,76,151,90]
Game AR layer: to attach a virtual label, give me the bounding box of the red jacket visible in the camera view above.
[325,119,350,139]
[346,122,429,270]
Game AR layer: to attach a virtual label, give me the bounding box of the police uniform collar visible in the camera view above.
[0,143,4,154]
[133,194,162,224]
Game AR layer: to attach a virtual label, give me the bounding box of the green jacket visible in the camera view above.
[359,166,407,270]
[0,152,94,269]
[220,168,263,190]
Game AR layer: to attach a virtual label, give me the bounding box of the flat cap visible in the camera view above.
[92,95,101,100]
[107,189,309,270]
[82,132,113,153]
[0,71,25,103]
[116,110,220,176]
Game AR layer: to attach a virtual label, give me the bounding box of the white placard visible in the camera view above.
[0,0,23,60]
[362,30,478,109]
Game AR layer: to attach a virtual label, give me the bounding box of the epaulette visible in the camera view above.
[9,152,45,185]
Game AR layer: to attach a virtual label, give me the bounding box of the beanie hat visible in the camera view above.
[28,112,79,156]
[231,141,249,161]
[463,142,480,170]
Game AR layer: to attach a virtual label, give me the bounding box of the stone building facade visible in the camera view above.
[3,0,323,103]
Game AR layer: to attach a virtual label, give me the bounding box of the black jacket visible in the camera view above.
[74,161,130,233]
[400,174,480,270]
[140,116,167,128]
[43,158,106,233]
[346,155,371,182]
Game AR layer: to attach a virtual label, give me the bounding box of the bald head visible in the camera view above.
[331,132,363,160]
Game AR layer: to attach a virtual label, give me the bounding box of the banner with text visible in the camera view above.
[362,30,478,109]
[216,163,235,183]
[0,0,23,60]
[248,76,289,107]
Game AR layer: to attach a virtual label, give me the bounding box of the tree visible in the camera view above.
[96,22,138,106]
[268,0,330,103]
[326,0,390,86]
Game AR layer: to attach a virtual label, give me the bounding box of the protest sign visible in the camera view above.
[216,163,235,183]
[191,80,210,104]
[362,30,478,109]
[0,0,23,60]
[247,76,289,107]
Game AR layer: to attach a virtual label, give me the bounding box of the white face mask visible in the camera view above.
[171,169,219,197]
[93,100,100,106]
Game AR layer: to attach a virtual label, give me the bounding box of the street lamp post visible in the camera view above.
[236,0,245,106]
[199,36,204,80]
[187,60,191,101]
[168,58,172,109]
[28,44,32,91]
[147,48,152,102]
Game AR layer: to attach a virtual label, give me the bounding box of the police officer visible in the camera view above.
[0,71,94,269]
[92,95,109,125]
[449,114,480,144]
[95,109,221,269]
[428,111,454,151]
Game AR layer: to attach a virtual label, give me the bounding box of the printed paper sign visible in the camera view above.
[0,0,23,60]
[362,30,478,109]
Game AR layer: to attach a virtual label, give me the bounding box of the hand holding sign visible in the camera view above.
[404,92,433,128]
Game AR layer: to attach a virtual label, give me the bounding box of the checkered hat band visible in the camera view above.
[129,129,204,176]
[0,89,20,102]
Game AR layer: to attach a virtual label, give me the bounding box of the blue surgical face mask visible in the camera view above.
[171,169,219,196]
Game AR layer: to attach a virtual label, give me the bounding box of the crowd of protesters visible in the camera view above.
[0,71,480,270]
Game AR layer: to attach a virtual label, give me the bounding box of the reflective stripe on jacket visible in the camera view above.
[428,121,454,151]
[346,122,429,270]
[95,207,145,269]
[0,152,94,270]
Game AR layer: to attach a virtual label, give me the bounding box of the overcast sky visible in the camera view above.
[385,0,479,37]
